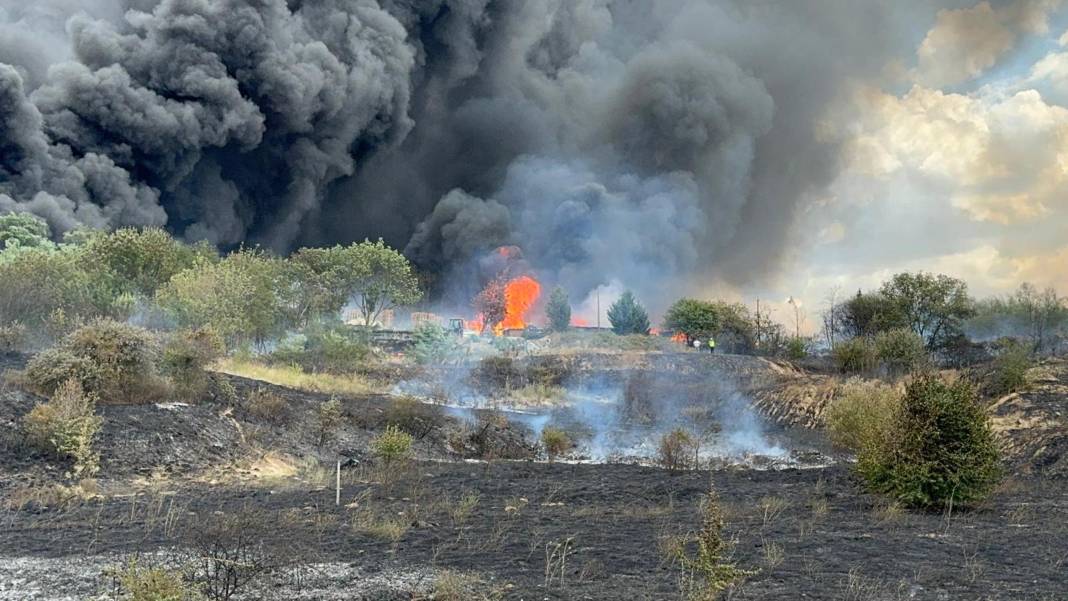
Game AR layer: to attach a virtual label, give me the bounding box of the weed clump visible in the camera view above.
[22,379,101,478]
[110,557,199,601]
[0,321,26,353]
[540,427,572,461]
[857,376,1001,509]
[383,396,443,440]
[315,397,344,446]
[668,488,755,599]
[372,424,413,463]
[244,388,289,424]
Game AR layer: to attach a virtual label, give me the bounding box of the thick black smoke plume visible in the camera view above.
[0,0,922,306]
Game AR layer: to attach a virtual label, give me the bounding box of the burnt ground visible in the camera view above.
[1,350,1067,599]
[0,462,1066,600]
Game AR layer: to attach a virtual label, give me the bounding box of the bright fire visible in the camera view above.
[571,317,589,327]
[495,275,541,334]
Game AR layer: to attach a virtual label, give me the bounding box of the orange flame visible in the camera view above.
[494,275,541,334]
[571,317,589,327]
[671,331,687,343]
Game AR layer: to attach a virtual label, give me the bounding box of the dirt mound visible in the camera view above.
[987,359,1068,477]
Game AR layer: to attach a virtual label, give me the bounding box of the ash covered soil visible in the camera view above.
[0,351,1066,600]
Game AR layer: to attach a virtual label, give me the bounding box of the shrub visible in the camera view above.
[410,323,458,365]
[824,379,900,452]
[874,328,927,375]
[316,397,344,446]
[162,328,223,401]
[785,337,808,360]
[668,488,754,599]
[832,337,877,373]
[0,321,27,353]
[372,424,413,463]
[985,343,1032,397]
[270,325,370,373]
[541,427,572,461]
[245,388,289,424]
[0,246,95,330]
[25,319,166,404]
[22,379,102,478]
[383,396,442,440]
[857,377,1001,509]
[658,428,694,471]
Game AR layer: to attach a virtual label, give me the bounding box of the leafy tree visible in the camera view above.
[879,272,974,348]
[830,290,907,340]
[350,239,422,327]
[81,227,216,300]
[290,240,420,327]
[607,291,650,335]
[156,248,291,348]
[545,286,571,332]
[663,299,719,343]
[969,283,1067,353]
[473,276,507,334]
[0,212,54,252]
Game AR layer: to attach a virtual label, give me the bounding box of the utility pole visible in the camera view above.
[596,289,601,329]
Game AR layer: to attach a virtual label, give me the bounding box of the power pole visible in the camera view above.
[596,289,601,329]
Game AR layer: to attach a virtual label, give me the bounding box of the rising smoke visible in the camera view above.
[0,0,921,303]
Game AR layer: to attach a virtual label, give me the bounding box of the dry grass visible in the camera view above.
[3,480,100,511]
[510,384,567,407]
[213,358,375,396]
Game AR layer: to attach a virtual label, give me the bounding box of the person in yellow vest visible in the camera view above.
[707,336,716,354]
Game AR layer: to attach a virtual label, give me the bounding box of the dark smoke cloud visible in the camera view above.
[1,0,414,246]
[1,0,927,304]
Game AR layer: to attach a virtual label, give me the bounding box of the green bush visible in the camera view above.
[667,488,755,598]
[271,325,370,373]
[785,337,808,360]
[874,328,927,375]
[986,343,1032,397]
[832,337,878,373]
[824,379,900,452]
[857,377,1001,509]
[372,424,413,463]
[23,379,102,478]
[25,319,167,404]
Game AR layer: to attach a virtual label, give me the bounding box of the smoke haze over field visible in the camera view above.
[2,0,1068,309]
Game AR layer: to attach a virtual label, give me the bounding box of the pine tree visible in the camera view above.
[546,286,571,332]
[607,291,650,335]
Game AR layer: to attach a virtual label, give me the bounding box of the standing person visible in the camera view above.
[708,336,716,354]
[692,338,701,352]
